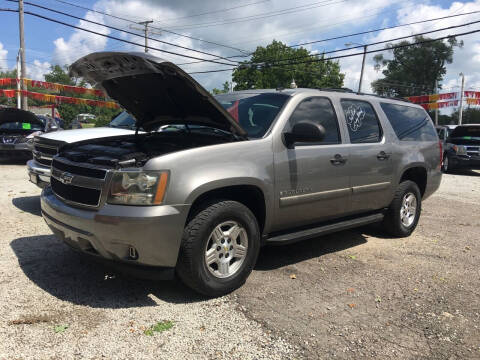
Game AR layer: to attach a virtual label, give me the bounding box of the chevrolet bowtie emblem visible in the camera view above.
[59,172,74,185]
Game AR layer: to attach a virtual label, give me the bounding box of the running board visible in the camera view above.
[266,213,384,245]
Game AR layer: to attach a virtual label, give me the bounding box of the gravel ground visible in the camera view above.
[0,159,297,360]
[1,158,479,359]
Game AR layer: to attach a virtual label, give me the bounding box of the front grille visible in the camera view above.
[33,140,59,167]
[52,158,106,179]
[35,156,52,166]
[466,146,480,156]
[51,177,101,206]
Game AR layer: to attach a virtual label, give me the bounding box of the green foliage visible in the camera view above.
[233,40,344,90]
[144,320,174,336]
[372,36,463,98]
[0,69,18,107]
[44,65,75,86]
[212,81,231,95]
[53,324,68,333]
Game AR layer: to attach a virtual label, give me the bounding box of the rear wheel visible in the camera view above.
[176,200,260,296]
[382,180,421,237]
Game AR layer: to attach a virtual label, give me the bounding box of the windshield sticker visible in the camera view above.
[345,104,365,132]
[22,123,31,130]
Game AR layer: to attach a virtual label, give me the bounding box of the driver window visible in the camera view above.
[288,97,340,145]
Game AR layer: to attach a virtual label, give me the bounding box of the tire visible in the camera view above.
[382,180,422,237]
[441,153,452,173]
[176,200,260,297]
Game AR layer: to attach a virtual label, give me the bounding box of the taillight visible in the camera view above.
[438,140,443,167]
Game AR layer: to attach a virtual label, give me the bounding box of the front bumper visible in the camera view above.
[41,187,190,268]
[27,159,51,188]
[0,142,31,157]
[449,155,480,170]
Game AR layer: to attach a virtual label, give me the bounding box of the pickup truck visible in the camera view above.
[437,124,480,172]
[27,111,136,188]
[40,52,442,296]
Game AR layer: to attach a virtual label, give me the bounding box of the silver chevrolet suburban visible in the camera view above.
[40,52,442,296]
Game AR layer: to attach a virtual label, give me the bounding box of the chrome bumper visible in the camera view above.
[41,187,190,268]
[27,159,51,188]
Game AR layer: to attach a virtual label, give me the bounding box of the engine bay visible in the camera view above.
[58,130,239,169]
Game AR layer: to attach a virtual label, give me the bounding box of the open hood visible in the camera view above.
[69,52,247,136]
[0,107,44,129]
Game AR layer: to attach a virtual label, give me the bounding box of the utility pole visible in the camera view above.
[129,20,160,53]
[16,51,21,109]
[18,0,27,110]
[458,72,465,125]
[434,79,438,125]
[345,42,367,93]
[358,45,367,93]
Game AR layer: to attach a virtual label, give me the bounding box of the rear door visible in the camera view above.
[338,99,393,213]
[273,96,351,230]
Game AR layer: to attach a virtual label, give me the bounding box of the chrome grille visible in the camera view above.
[466,146,480,156]
[50,157,107,207]
[33,139,59,167]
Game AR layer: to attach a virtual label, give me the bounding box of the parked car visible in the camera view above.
[27,111,137,188]
[40,51,442,296]
[437,124,480,172]
[0,107,60,158]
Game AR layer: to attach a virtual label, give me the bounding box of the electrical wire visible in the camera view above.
[7,0,241,65]
[50,0,251,54]
[0,8,240,66]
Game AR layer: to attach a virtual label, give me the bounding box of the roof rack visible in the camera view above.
[318,87,354,93]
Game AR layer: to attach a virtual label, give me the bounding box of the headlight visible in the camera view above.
[107,171,169,205]
[453,145,467,155]
[26,131,42,139]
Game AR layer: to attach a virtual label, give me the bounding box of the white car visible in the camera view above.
[27,111,137,188]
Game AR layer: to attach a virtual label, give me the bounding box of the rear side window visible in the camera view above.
[288,97,340,145]
[380,103,438,141]
[340,100,382,143]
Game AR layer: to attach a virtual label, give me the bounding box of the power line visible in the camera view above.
[189,28,480,74]
[165,0,347,30]
[51,0,250,55]
[179,7,480,66]
[291,9,480,47]
[160,0,271,22]
[244,18,480,67]
[8,0,241,65]
[0,8,240,66]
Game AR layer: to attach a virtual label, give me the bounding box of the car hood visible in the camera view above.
[0,107,44,129]
[38,127,136,144]
[69,51,247,136]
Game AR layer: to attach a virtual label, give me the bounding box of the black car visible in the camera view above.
[439,124,480,172]
[0,107,60,158]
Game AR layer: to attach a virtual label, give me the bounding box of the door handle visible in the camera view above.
[377,151,390,160]
[330,154,347,166]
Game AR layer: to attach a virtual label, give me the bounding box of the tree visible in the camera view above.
[232,40,344,90]
[212,81,231,95]
[42,65,120,127]
[0,69,18,107]
[371,36,463,98]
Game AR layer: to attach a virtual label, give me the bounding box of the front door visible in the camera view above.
[338,99,393,213]
[273,96,351,231]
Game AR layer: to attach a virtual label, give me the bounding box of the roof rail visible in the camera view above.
[361,92,412,103]
[318,87,354,93]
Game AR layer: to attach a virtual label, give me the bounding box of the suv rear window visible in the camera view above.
[380,103,437,141]
[340,99,382,143]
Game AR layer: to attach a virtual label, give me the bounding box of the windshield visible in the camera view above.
[109,111,136,129]
[449,125,480,138]
[215,93,289,138]
[0,119,44,131]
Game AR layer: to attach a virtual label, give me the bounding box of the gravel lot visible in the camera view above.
[1,158,479,359]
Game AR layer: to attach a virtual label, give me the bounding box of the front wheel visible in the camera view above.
[382,180,422,237]
[176,200,260,297]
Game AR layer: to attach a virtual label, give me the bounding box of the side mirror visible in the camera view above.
[284,121,326,148]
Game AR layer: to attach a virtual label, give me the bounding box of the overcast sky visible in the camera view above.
[1,0,480,107]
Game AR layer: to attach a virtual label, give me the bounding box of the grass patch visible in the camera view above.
[54,324,69,333]
[144,320,174,336]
